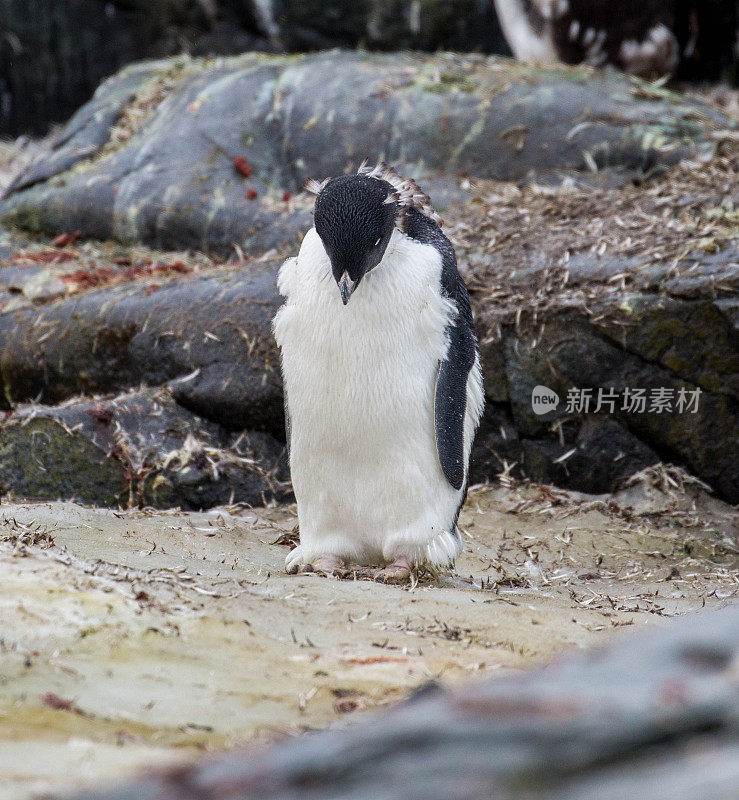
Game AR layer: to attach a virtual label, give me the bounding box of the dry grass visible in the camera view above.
[97,58,195,162]
[446,152,738,341]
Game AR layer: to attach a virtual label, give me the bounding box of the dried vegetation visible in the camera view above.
[448,151,738,341]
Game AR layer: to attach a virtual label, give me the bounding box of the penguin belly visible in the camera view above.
[274,228,466,569]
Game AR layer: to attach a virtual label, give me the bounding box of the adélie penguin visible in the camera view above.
[273,162,484,582]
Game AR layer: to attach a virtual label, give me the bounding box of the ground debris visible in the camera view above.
[0,516,55,551]
[0,475,735,799]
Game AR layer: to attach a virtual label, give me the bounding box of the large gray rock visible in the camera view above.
[0,259,284,434]
[472,305,738,502]
[1,52,728,254]
[466,190,739,501]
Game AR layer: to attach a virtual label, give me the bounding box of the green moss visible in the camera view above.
[448,112,486,169]
[420,71,479,95]
[1,205,44,234]
[642,318,688,356]
[144,473,179,508]
[661,352,697,375]
[513,62,600,85]
[0,418,128,505]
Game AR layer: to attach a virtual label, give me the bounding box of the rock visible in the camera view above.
[470,405,642,495]
[2,62,160,197]
[1,52,729,254]
[0,259,285,435]
[1,148,737,503]
[488,313,738,500]
[474,292,739,505]
[0,388,289,509]
[1,243,734,502]
[470,391,667,497]
[65,604,739,800]
[460,153,738,502]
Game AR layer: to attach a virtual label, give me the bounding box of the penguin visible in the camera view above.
[493,0,682,79]
[272,162,484,582]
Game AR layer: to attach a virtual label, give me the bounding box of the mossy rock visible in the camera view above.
[0,388,289,509]
[0,416,129,505]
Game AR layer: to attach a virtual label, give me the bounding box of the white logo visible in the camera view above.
[531,385,559,415]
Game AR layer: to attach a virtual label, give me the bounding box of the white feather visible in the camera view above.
[273,227,482,569]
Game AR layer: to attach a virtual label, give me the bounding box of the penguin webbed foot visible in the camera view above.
[295,554,350,577]
[373,555,413,585]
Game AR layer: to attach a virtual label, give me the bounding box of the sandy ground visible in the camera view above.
[0,469,736,799]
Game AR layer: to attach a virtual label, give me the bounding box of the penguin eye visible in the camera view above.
[374,237,382,247]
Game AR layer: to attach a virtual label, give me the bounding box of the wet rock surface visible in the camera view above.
[1,53,730,255]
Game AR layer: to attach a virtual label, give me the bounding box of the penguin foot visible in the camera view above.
[298,555,349,577]
[374,556,412,584]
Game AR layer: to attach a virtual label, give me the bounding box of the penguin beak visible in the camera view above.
[338,272,356,305]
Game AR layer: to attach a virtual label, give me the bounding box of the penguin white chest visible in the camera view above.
[273,227,465,568]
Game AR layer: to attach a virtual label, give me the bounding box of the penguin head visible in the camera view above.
[313,174,396,305]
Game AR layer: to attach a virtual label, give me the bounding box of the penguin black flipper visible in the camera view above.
[404,209,477,492]
[283,388,291,456]
[434,272,477,491]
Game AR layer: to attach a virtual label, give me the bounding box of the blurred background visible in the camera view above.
[1,0,737,138]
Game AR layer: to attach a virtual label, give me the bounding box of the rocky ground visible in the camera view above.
[1,469,736,799]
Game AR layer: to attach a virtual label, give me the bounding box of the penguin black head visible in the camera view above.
[312,174,396,305]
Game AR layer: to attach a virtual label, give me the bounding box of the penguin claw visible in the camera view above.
[285,545,303,574]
